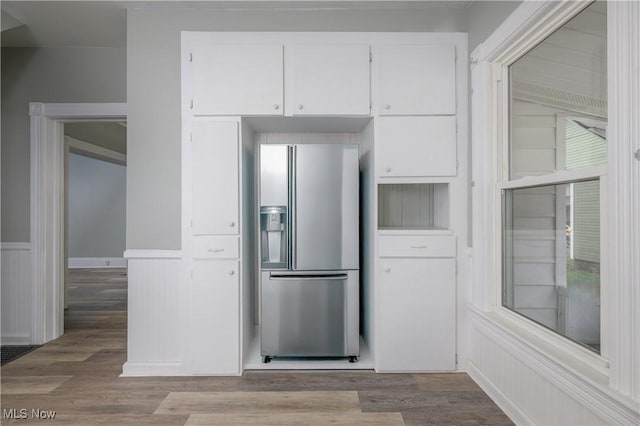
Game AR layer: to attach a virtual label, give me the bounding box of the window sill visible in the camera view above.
[495,305,609,376]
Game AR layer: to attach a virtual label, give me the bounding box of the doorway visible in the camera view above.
[29,102,127,344]
[63,121,127,331]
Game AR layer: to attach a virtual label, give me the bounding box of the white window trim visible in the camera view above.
[471,0,640,405]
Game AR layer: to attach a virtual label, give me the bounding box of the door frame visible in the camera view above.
[29,102,127,344]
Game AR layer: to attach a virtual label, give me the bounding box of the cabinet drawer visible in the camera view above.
[379,235,455,258]
[194,236,239,259]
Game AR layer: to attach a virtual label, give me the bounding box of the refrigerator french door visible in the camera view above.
[259,144,359,361]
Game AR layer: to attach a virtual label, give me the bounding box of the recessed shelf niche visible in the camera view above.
[377,183,449,231]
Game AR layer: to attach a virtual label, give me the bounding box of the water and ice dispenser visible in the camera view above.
[260,206,287,269]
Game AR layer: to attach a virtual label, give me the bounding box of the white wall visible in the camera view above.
[126,7,468,250]
[67,153,126,260]
[466,1,525,51]
[0,47,126,243]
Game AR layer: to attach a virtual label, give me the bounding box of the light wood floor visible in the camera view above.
[1,269,512,425]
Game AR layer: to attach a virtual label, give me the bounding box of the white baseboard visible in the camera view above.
[68,257,127,269]
[467,360,532,425]
[120,361,184,377]
[1,334,33,346]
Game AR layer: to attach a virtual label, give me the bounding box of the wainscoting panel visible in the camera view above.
[1,243,32,345]
[122,251,182,376]
[468,308,639,425]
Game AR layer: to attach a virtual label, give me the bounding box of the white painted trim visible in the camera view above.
[65,135,126,166]
[470,307,640,425]
[498,166,606,190]
[1,334,33,346]
[120,361,184,377]
[466,361,532,425]
[123,250,182,260]
[29,102,127,345]
[471,1,592,65]
[495,305,609,375]
[34,102,128,119]
[0,242,31,251]
[68,257,127,269]
[607,0,640,400]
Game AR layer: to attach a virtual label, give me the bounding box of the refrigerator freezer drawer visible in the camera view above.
[261,270,359,357]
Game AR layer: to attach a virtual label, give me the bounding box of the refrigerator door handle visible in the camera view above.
[290,145,297,270]
[269,273,348,281]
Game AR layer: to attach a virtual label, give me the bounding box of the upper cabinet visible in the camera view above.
[190,44,284,116]
[375,44,456,115]
[285,44,371,116]
[377,116,457,177]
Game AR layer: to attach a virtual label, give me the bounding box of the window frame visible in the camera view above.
[475,1,611,375]
[471,0,640,407]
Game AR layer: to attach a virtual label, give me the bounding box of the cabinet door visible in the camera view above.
[191,44,283,115]
[375,44,456,115]
[377,258,455,371]
[192,120,238,235]
[286,44,370,116]
[190,260,240,375]
[377,116,456,177]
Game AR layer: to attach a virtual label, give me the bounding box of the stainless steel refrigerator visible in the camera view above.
[259,144,359,362]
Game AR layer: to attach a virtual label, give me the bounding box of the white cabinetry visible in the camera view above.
[191,121,239,235]
[190,44,283,115]
[187,119,242,376]
[179,32,467,376]
[375,44,456,115]
[285,44,370,116]
[377,248,456,371]
[190,260,240,374]
[377,116,456,177]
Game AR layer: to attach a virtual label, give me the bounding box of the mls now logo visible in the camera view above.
[3,408,56,420]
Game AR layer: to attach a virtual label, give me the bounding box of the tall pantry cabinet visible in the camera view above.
[181,32,467,375]
[373,43,460,371]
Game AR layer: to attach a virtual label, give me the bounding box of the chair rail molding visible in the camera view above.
[29,102,127,344]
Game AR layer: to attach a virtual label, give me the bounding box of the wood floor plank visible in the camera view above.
[2,392,170,415]
[11,350,96,364]
[412,373,484,392]
[237,371,418,392]
[155,391,361,415]
[186,412,405,425]
[401,406,514,425]
[52,376,243,394]
[1,376,73,394]
[0,414,189,425]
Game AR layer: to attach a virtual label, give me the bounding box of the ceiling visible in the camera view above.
[1,1,474,48]
[64,122,127,155]
[511,1,607,117]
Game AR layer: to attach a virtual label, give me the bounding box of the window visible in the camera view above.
[501,1,607,353]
